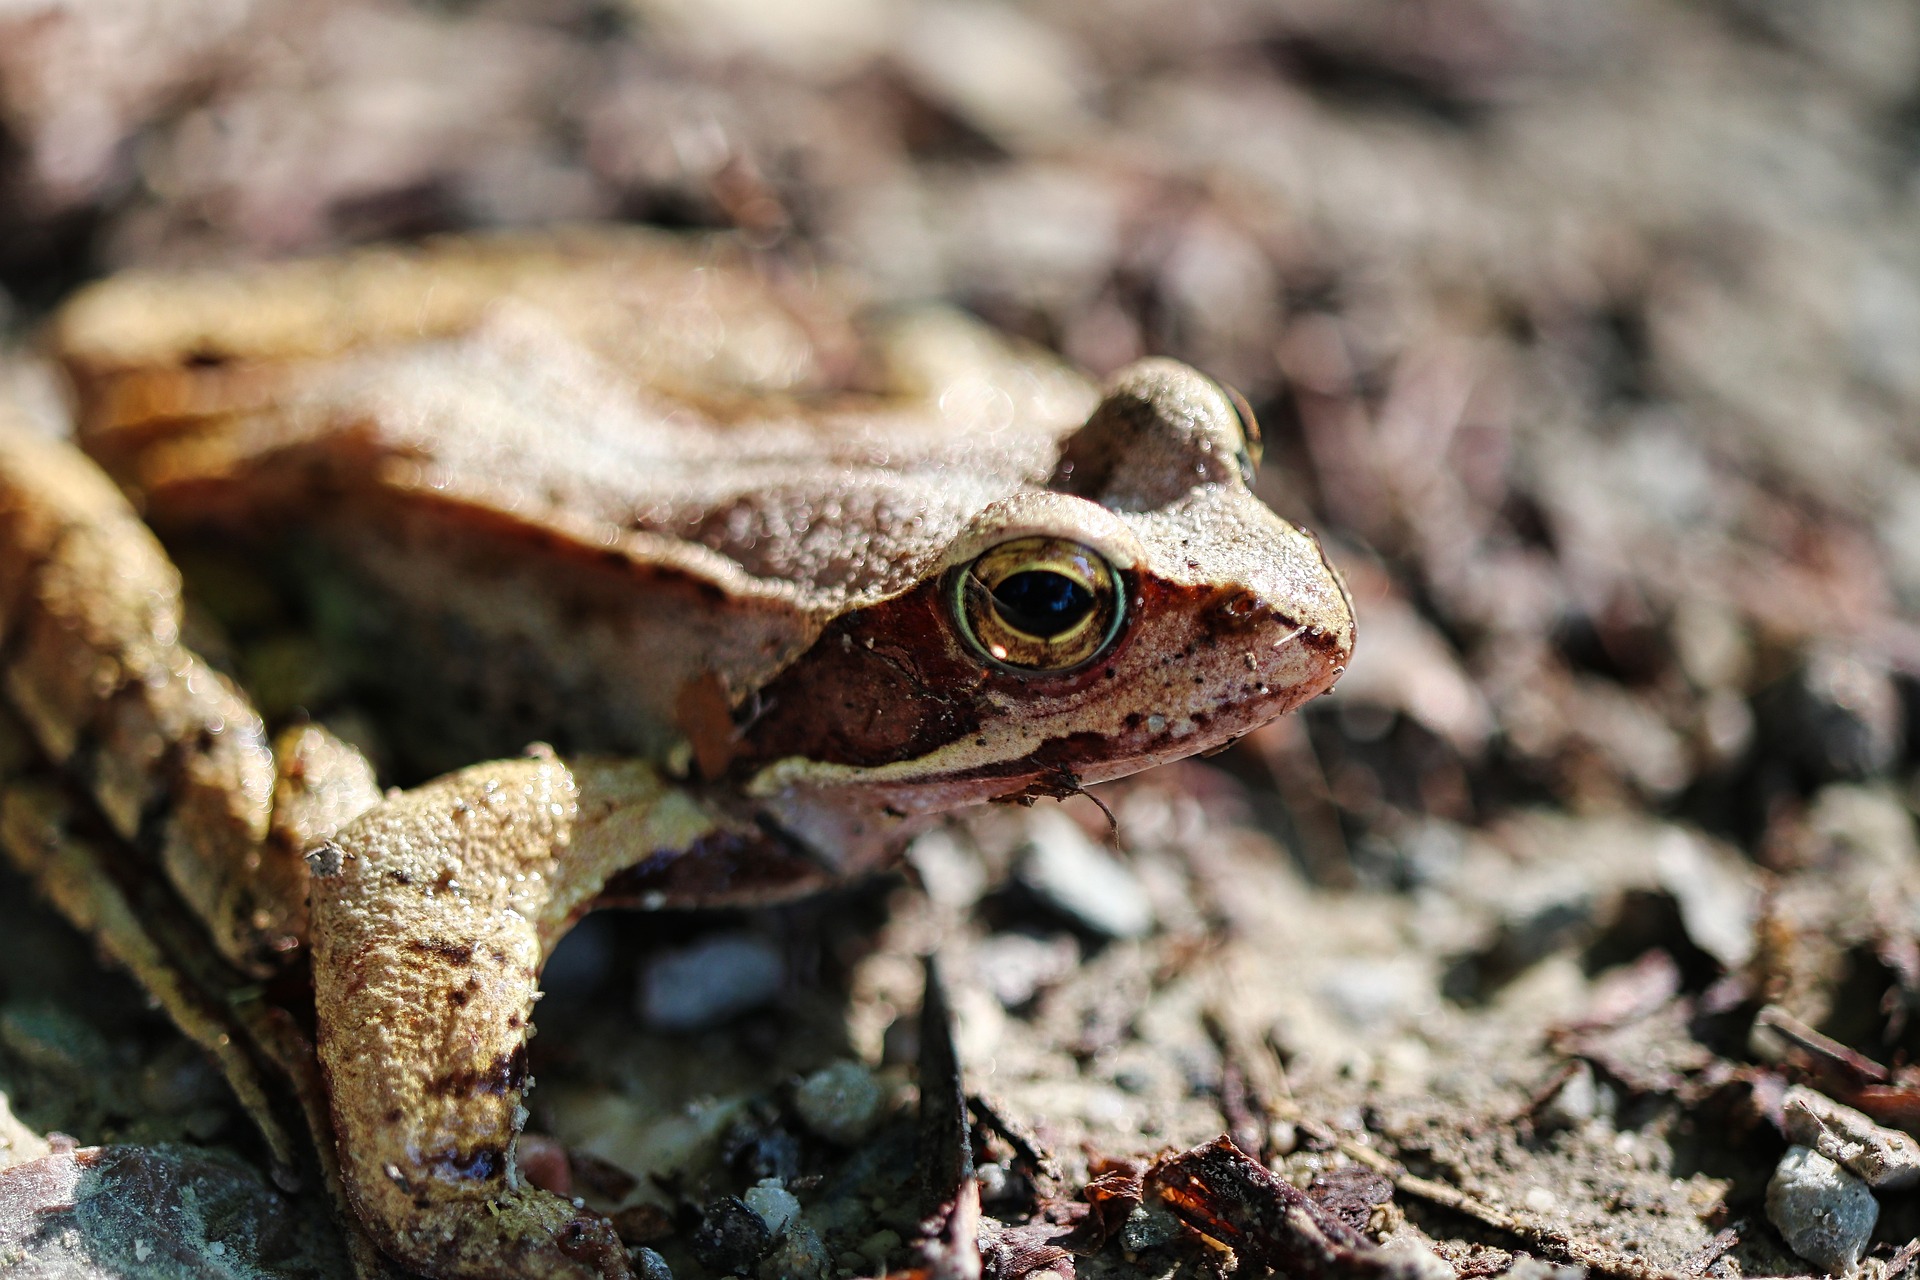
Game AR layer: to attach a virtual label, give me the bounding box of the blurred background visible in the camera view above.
[6,1,1920,1276]
[6,0,1920,828]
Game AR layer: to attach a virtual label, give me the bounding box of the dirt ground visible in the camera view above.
[4,1,1920,1277]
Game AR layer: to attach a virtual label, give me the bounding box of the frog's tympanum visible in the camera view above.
[0,231,1352,1279]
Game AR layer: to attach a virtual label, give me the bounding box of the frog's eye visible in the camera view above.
[952,536,1125,673]
[1215,378,1263,485]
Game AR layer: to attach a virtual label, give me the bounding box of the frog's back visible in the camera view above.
[50,231,1100,770]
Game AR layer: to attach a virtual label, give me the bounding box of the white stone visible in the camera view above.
[638,932,783,1030]
[1016,807,1154,939]
[744,1179,800,1236]
[792,1061,884,1144]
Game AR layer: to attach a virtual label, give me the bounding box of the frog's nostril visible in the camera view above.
[1204,588,1269,631]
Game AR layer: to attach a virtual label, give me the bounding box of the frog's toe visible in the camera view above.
[352,1178,630,1280]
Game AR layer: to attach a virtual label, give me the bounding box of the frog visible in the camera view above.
[0,228,1354,1280]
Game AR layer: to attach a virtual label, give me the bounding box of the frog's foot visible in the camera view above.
[0,426,381,975]
[0,748,304,1174]
[309,753,830,1280]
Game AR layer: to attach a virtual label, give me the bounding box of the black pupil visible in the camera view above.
[991,571,1094,637]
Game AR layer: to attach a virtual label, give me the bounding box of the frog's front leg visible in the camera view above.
[308,753,833,1280]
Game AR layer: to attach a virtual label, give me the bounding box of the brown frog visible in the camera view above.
[0,229,1353,1279]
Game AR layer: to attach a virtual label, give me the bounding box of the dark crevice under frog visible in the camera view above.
[0,229,1353,1279]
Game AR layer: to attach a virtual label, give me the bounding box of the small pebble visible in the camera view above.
[906,828,987,910]
[1016,808,1154,939]
[1783,1085,1920,1190]
[1535,1062,1598,1133]
[1376,1238,1456,1280]
[975,1161,1012,1204]
[1317,959,1428,1031]
[857,1228,901,1271]
[1766,1145,1878,1275]
[634,1247,673,1280]
[744,1178,801,1236]
[1498,1261,1585,1280]
[972,932,1079,1008]
[1122,1199,1183,1252]
[0,1093,51,1171]
[1652,829,1758,969]
[639,932,784,1031]
[692,1195,773,1276]
[758,1219,832,1280]
[792,1061,884,1144]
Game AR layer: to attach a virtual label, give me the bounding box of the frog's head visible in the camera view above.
[724,359,1353,863]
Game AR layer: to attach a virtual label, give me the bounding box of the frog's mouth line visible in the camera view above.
[741,614,1347,808]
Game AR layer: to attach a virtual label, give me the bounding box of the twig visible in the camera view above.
[1678,1226,1739,1275]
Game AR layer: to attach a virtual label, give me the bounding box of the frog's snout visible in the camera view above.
[1192,573,1351,713]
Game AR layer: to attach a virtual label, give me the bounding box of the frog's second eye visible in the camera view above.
[1216,378,1263,485]
[953,536,1125,673]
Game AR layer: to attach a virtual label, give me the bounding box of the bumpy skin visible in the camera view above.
[0,428,381,974]
[0,424,394,1273]
[5,230,1356,1280]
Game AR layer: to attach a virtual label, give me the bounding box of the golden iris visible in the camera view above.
[952,536,1124,672]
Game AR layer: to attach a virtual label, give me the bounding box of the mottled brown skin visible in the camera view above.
[0,230,1354,1280]
[0,428,382,974]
